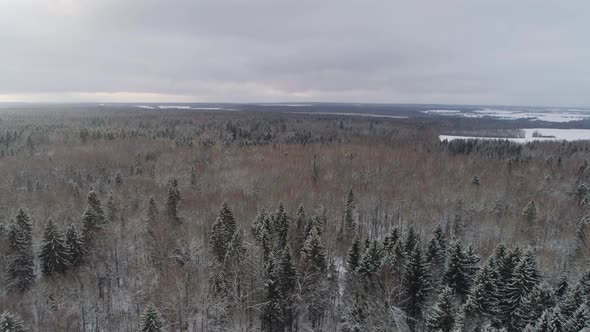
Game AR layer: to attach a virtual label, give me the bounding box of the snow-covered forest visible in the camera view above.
[1,106,589,331]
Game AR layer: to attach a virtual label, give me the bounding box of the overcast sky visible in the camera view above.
[0,0,589,106]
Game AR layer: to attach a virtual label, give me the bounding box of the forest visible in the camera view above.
[0,105,589,331]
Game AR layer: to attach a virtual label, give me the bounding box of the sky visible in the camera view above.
[0,0,589,106]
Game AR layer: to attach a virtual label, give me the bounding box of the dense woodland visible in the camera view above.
[0,106,590,331]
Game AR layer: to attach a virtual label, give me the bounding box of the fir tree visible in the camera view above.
[114,171,123,185]
[426,287,456,332]
[81,207,100,249]
[278,246,297,331]
[273,203,289,251]
[0,311,26,332]
[503,253,540,331]
[293,204,306,260]
[39,218,71,275]
[513,283,556,331]
[65,224,84,267]
[522,200,537,230]
[165,178,181,222]
[210,202,237,262]
[464,262,499,320]
[346,237,362,273]
[402,241,431,322]
[261,259,284,332]
[555,275,569,298]
[140,303,165,332]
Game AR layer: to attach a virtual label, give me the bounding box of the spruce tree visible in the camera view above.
[140,303,165,332]
[555,275,569,298]
[0,311,26,332]
[426,287,456,332]
[357,240,382,276]
[338,189,356,243]
[464,262,499,320]
[87,190,105,224]
[346,237,362,273]
[7,209,35,293]
[300,226,327,274]
[443,241,472,298]
[402,241,431,322]
[65,224,84,267]
[105,191,115,223]
[261,259,283,332]
[513,283,555,331]
[210,202,237,262]
[293,204,306,260]
[81,207,100,249]
[273,203,289,251]
[503,253,540,330]
[278,246,297,331]
[39,218,71,275]
[404,226,418,254]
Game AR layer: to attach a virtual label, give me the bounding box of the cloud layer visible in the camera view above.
[1,0,589,105]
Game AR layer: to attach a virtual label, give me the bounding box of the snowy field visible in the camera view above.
[289,111,408,119]
[136,105,238,111]
[424,108,590,123]
[440,128,590,142]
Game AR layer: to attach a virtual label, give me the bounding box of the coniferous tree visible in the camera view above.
[261,259,283,332]
[443,241,472,298]
[39,218,71,275]
[292,204,306,260]
[87,190,105,225]
[513,283,555,331]
[140,303,165,332]
[278,246,297,331]
[338,189,356,243]
[463,262,499,322]
[404,226,419,254]
[105,191,115,223]
[81,207,100,249]
[503,252,540,331]
[273,203,289,251]
[301,226,327,274]
[165,178,181,222]
[0,311,26,332]
[555,275,569,298]
[7,209,35,293]
[346,237,362,273]
[210,202,237,262]
[402,241,431,323]
[65,224,84,267]
[426,287,456,332]
[357,240,382,276]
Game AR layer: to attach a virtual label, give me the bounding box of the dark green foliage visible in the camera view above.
[6,209,35,293]
[81,207,100,249]
[39,218,72,276]
[65,224,84,267]
[140,303,164,332]
[346,237,362,273]
[300,226,327,274]
[404,226,419,254]
[443,241,476,298]
[513,283,556,331]
[87,190,105,225]
[210,202,237,262]
[273,203,289,251]
[0,311,26,332]
[357,240,382,276]
[338,189,357,244]
[426,287,455,332]
[403,241,431,321]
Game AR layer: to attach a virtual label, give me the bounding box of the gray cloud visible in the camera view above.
[0,0,589,106]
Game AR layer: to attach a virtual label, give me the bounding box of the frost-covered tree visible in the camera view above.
[81,207,100,249]
[278,246,297,331]
[346,237,362,273]
[147,196,159,223]
[426,287,456,332]
[65,224,84,267]
[7,209,35,293]
[210,202,237,262]
[443,241,474,299]
[140,303,165,332]
[338,189,357,243]
[39,218,71,275]
[87,190,105,225]
[357,240,382,276]
[403,241,431,323]
[273,203,289,251]
[0,311,26,332]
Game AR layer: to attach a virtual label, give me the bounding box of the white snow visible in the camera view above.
[136,105,155,109]
[260,104,312,107]
[424,108,590,123]
[440,128,590,143]
[289,111,407,119]
[158,105,192,109]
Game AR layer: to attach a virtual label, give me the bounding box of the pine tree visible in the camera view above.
[140,303,165,332]
[65,224,84,267]
[7,209,35,293]
[165,178,181,222]
[211,202,237,262]
[293,204,306,260]
[426,287,455,332]
[555,275,569,298]
[0,311,26,332]
[39,218,72,275]
[513,283,555,331]
[503,253,540,330]
[464,262,499,320]
[261,259,284,332]
[346,237,362,273]
[147,196,159,223]
[402,241,431,322]
[565,304,590,331]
